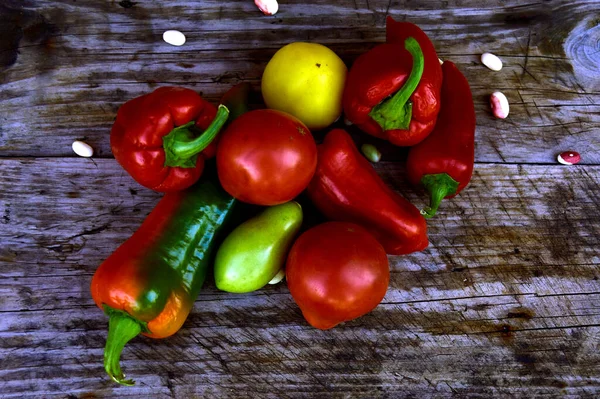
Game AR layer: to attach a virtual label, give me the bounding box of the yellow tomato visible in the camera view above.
[261,42,347,130]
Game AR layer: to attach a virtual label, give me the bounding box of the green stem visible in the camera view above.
[163,104,230,168]
[420,173,459,218]
[103,307,144,386]
[368,37,424,131]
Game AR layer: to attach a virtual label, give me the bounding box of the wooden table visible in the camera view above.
[1,1,599,397]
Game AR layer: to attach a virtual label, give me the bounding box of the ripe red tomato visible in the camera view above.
[285,222,389,330]
[216,109,317,205]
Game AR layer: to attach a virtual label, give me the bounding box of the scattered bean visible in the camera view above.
[481,52,503,71]
[163,30,186,46]
[72,140,94,157]
[490,91,509,119]
[343,116,353,126]
[361,143,382,163]
[268,268,286,284]
[557,151,581,165]
[438,58,444,65]
[255,0,278,15]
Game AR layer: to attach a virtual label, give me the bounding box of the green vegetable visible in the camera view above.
[214,201,303,293]
[90,170,237,385]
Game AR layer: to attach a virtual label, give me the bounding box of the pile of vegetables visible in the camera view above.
[90,16,476,385]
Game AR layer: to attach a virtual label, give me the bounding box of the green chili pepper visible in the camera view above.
[90,171,237,386]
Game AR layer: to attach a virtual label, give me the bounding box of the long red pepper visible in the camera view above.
[307,128,428,255]
[406,61,476,217]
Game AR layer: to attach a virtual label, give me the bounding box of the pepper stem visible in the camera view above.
[103,307,143,386]
[163,104,230,168]
[420,173,459,218]
[368,37,424,131]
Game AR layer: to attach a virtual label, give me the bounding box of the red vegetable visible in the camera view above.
[342,17,443,146]
[110,87,229,192]
[90,174,237,385]
[286,222,389,330]
[216,109,317,206]
[307,128,428,255]
[406,61,476,217]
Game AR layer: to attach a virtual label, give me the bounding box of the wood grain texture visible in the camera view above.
[1,0,599,163]
[1,0,599,397]
[1,159,599,397]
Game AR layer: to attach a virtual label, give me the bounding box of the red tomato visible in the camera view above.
[285,222,389,330]
[216,109,318,205]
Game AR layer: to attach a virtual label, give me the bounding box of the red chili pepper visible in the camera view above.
[406,61,476,218]
[306,128,428,255]
[110,86,230,192]
[342,17,443,146]
[90,174,237,385]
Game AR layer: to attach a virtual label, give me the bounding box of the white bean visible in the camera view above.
[481,52,503,71]
[163,30,186,46]
[268,269,286,285]
[72,140,94,157]
[255,0,278,15]
[490,91,509,119]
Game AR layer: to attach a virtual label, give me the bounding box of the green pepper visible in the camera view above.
[90,171,237,385]
[214,201,303,293]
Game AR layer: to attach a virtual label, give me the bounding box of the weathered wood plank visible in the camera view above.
[1,1,599,163]
[1,0,600,397]
[0,293,599,397]
[1,158,599,304]
[1,158,598,398]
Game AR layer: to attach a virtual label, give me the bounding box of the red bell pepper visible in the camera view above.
[406,61,476,217]
[110,86,229,192]
[306,128,428,255]
[342,17,443,146]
